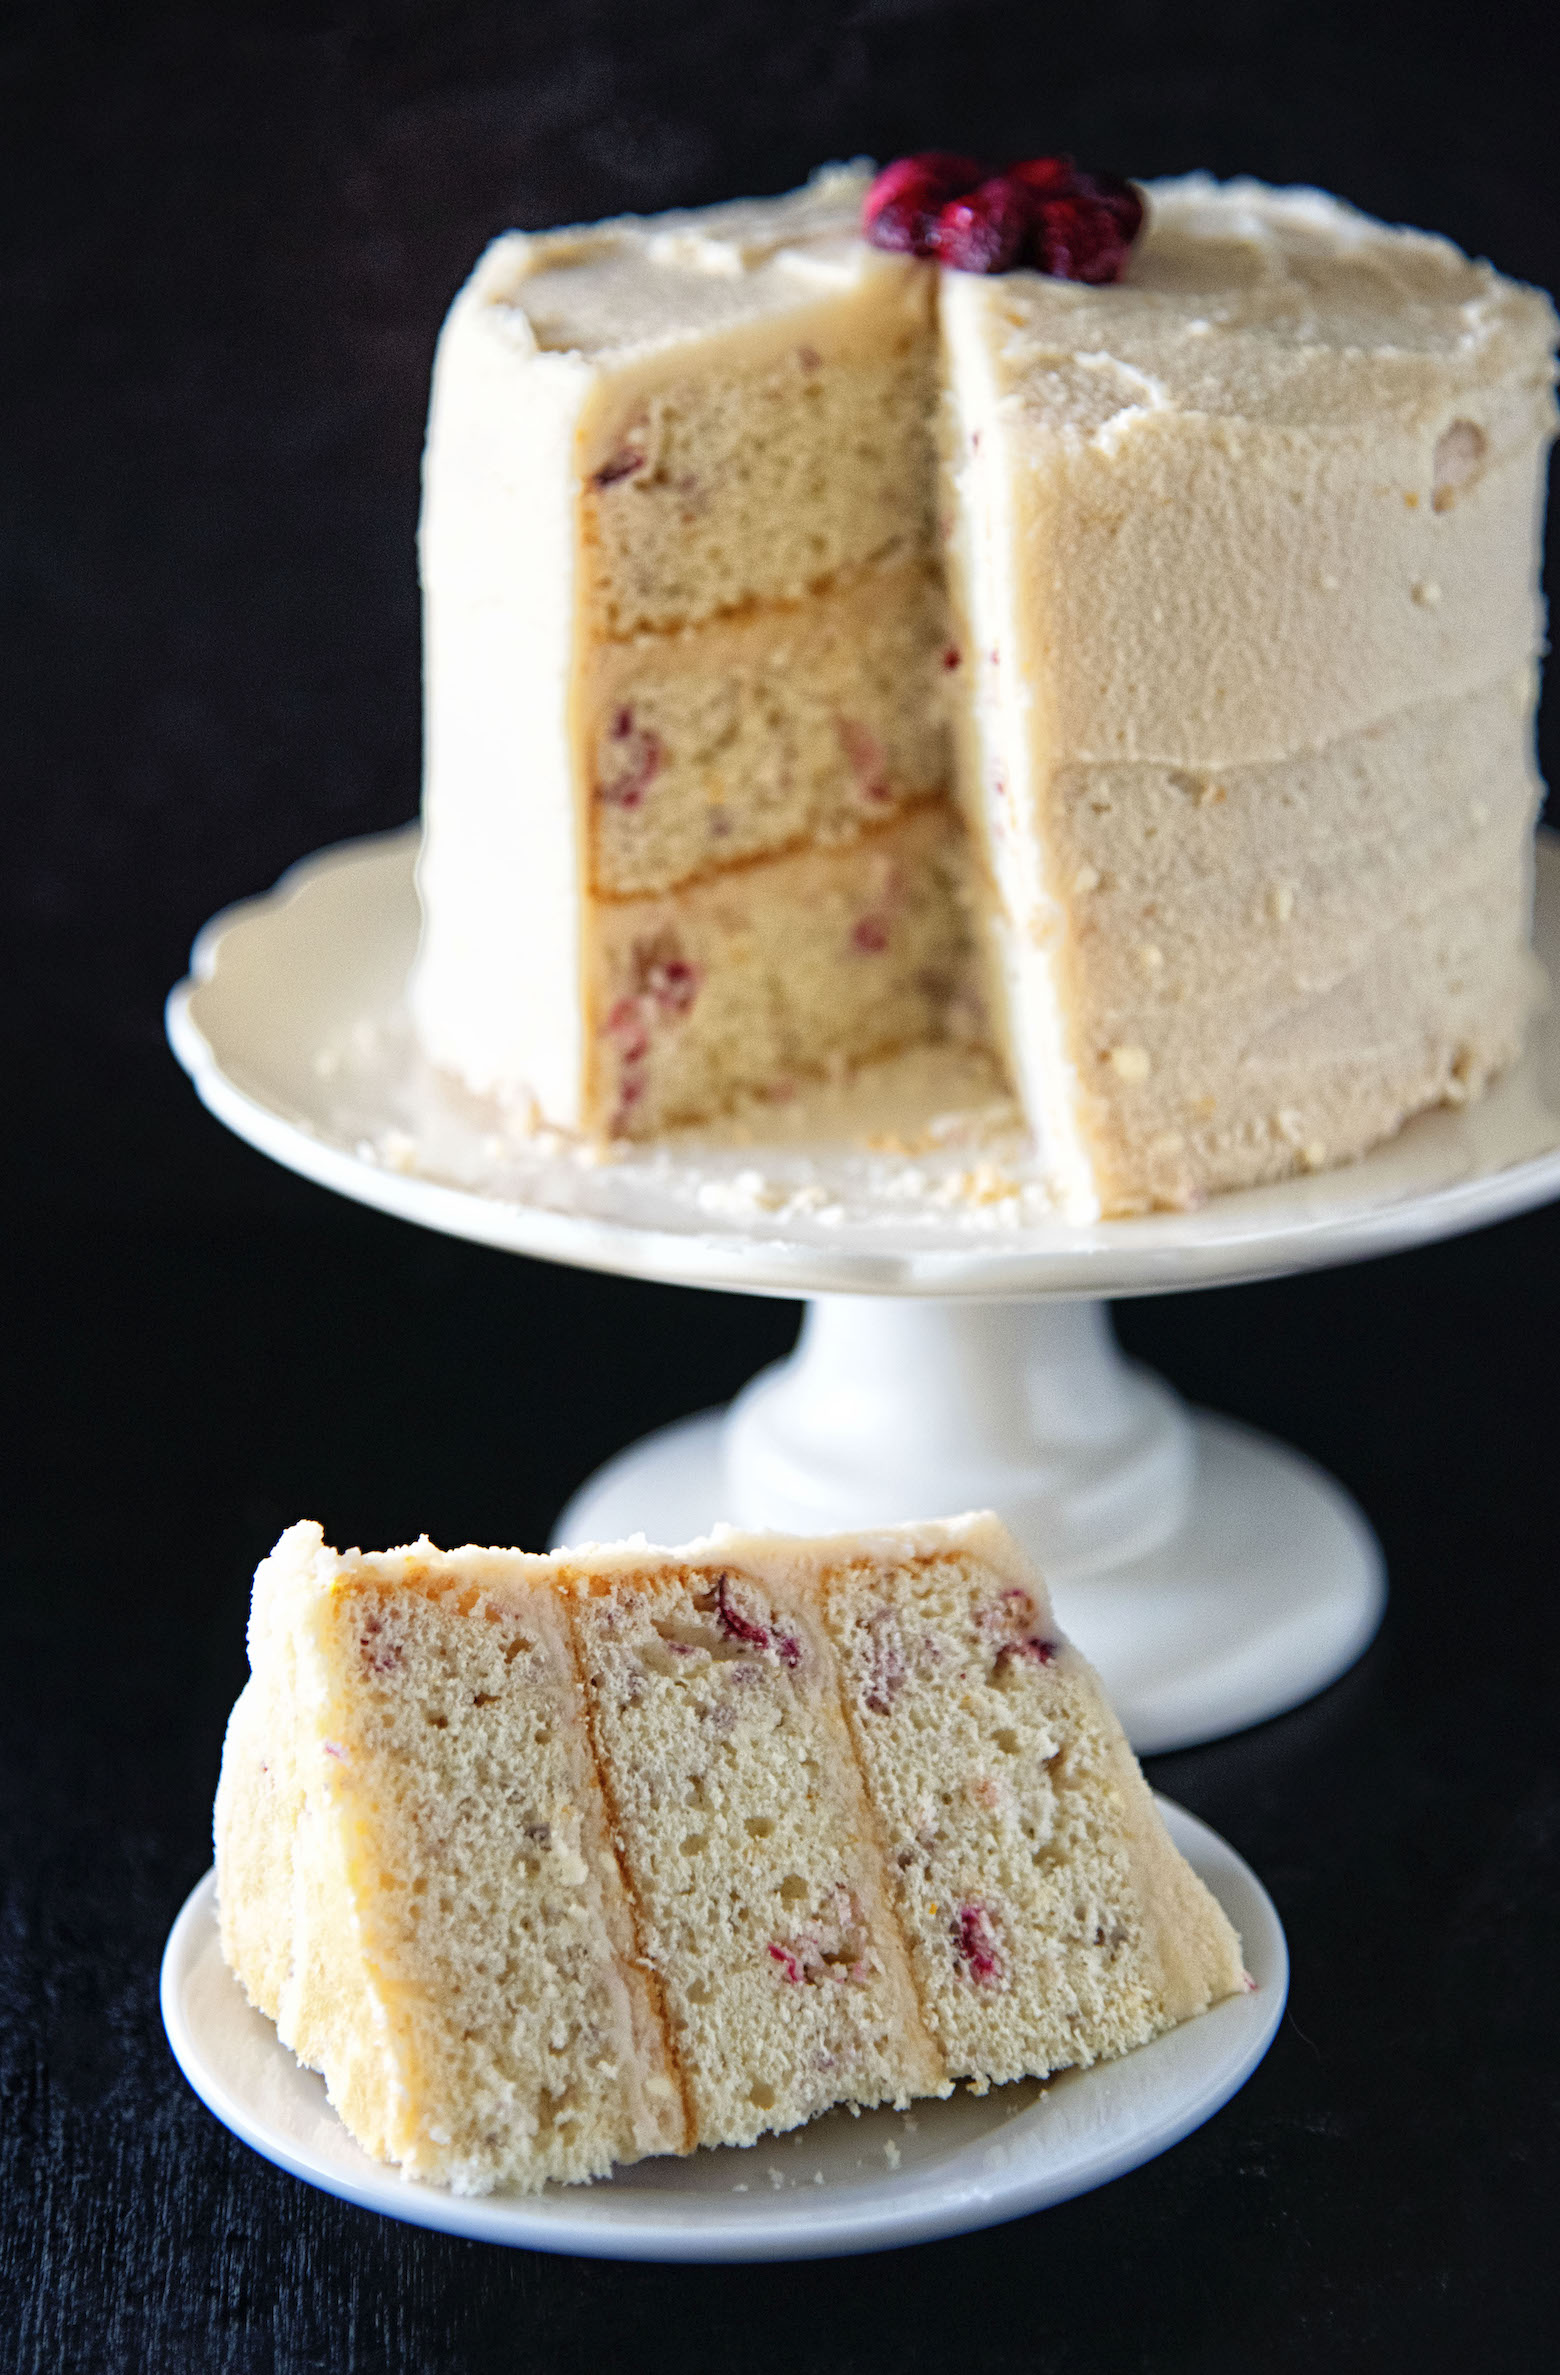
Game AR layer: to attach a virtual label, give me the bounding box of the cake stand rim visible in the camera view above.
[165,824,1560,1304]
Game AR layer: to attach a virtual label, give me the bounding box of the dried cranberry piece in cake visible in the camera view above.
[932,176,1033,275]
[862,151,986,255]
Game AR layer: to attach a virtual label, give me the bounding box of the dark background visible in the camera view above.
[5,3,1560,2368]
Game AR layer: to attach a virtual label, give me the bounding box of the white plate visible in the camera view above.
[165,825,1560,1300]
[160,1797,1285,2262]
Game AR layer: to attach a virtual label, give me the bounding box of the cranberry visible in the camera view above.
[1006,153,1076,200]
[864,1611,905,1714]
[1030,193,1132,284]
[933,176,1031,274]
[769,1943,805,1984]
[359,1614,401,1675]
[838,719,892,803]
[604,998,650,1064]
[1000,1635,1058,1668]
[713,1574,770,1651]
[645,956,700,1017]
[865,148,1144,281]
[952,1902,1004,1987]
[852,916,891,954]
[593,449,645,488]
[1074,169,1144,241]
[863,150,985,255]
[598,714,663,811]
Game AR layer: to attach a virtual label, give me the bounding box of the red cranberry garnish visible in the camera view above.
[865,147,1145,282]
[1030,194,1130,285]
[1073,169,1144,242]
[863,151,986,256]
[1006,154,1076,200]
[1016,158,1144,283]
[933,176,1031,274]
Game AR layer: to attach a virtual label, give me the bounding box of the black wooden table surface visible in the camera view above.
[5,5,1559,2368]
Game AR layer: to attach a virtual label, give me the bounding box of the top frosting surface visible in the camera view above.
[481,164,1554,431]
[971,174,1557,430]
[486,163,885,358]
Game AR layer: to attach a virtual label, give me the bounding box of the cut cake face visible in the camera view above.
[411,167,971,1142]
[409,164,1555,1216]
[215,1514,1244,2194]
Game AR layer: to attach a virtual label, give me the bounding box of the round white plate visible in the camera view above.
[166,826,1560,1301]
[161,1797,1285,2262]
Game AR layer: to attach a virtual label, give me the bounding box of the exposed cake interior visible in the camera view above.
[413,168,980,1142]
[217,1515,1244,2194]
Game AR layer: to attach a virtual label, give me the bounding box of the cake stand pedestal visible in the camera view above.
[168,826,1560,1753]
[554,1298,1381,1753]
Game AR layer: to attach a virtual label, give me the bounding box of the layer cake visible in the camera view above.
[410,165,1556,1214]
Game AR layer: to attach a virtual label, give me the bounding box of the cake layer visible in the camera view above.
[819,1535,1242,2085]
[216,1515,1244,2193]
[590,801,977,1137]
[566,1556,947,2144]
[587,559,951,896]
[941,177,1556,773]
[982,673,1543,1213]
[582,320,936,635]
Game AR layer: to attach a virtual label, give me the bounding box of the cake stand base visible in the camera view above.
[554,1299,1385,1755]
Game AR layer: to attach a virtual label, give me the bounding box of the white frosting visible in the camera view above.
[412,258,591,1114]
[487,165,873,359]
[940,176,1555,1216]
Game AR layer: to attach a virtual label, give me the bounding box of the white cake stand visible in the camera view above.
[167,826,1560,1751]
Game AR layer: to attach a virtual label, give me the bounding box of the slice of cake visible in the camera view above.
[411,166,974,1138]
[215,1514,1244,2194]
[940,174,1556,1213]
[409,162,1555,1215]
